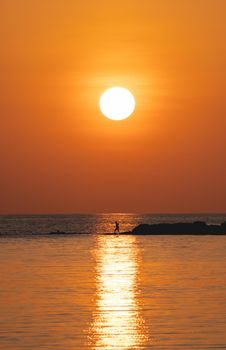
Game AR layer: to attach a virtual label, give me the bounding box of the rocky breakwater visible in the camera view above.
[131,221,226,235]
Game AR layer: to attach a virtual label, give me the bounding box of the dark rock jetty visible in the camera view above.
[1,222,226,236]
[131,221,226,235]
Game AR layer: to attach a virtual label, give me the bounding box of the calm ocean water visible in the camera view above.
[0,213,226,235]
[0,214,226,349]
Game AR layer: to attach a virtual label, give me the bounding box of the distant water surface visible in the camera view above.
[0,213,226,235]
[0,214,226,349]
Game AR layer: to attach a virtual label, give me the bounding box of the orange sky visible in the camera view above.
[1,0,226,213]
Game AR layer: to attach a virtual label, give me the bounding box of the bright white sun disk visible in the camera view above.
[99,87,135,121]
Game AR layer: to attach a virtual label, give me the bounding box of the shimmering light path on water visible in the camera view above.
[90,236,148,349]
[0,233,226,349]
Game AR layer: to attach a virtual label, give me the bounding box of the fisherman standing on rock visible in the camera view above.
[114,221,120,234]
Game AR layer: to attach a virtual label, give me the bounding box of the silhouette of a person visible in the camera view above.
[114,221,120,234]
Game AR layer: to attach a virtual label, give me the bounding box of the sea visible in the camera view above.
[0,213,226,349]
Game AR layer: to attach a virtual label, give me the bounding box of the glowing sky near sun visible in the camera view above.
[0,0,226,213]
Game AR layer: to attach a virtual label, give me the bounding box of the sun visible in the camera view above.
[99,87,136,121]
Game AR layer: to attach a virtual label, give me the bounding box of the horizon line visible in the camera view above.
[0,212,226,216]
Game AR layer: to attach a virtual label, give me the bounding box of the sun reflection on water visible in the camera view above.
[90,235,147,350]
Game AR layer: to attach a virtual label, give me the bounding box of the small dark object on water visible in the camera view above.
[50,230,66,235]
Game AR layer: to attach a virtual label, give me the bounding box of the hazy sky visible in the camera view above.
[1,0,226,213]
